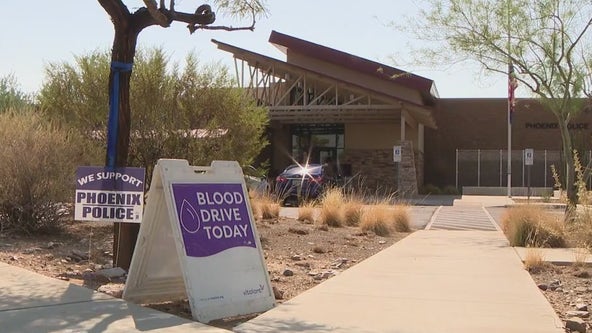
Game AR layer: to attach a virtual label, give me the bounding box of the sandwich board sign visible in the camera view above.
[74,166,145,223]
[123,159,275,323]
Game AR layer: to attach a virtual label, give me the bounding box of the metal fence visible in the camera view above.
[455,149,592,189]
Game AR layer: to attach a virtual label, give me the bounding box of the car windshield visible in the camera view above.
[282,164,323,176]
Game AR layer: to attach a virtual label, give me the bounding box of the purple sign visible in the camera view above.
[75,166,145,222]
[76,166,145,191]
[171,183,256,258]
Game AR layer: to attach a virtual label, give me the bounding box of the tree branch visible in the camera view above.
[184,3,256,34]
[189,24,255,33]
[142,0,171,27]
[98,0,131,27]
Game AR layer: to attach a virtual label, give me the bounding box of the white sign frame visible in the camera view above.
[524,148,534,166]
[393,145,402,162]
[123,159,275,323]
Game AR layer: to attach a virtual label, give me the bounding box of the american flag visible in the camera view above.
[508,63,518,122]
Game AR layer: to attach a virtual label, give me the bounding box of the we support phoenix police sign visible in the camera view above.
[75,166,145,223]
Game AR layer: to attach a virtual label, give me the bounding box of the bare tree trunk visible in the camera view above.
[108,26,140,271]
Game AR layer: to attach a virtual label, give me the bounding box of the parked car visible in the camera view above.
[274,164,327,206]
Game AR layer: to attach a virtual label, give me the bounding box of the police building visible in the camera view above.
[212,31,592,195]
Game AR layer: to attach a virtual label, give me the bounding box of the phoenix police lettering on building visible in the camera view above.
[74,166,145,223]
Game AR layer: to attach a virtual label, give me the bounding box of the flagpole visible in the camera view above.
[507,68,512,198]
[506,0,512,198]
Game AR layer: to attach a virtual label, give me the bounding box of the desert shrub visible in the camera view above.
[248,192,262,220]
[298,203,316,223]
[502,205,565,247]
[0,111,101,234]
[359,205,392,236]
[343,200,363,226]
[359,204,411,236]
[524,248,546,273]
[392,205,411,232]
[442,185,460,195]
[319,203,343,227]
[319,188,345,227]
[256,196,280,220]
[420,184,441,195]
[567,208,592,248]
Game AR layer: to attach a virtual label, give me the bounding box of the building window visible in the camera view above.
[291,124,344,165]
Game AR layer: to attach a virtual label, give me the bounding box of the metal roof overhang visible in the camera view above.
[212,39,437,128]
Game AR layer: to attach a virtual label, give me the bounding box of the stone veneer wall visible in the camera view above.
[398,140,418,196]
[415,149,424,193]
[342,149,398,192]
[342,141,421,196]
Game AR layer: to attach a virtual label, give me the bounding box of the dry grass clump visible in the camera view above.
[360,205,392,236]
[319,204,344,227]
[249,193,262,220]
[502,205,565,247]
[250,195,280,220]
[524,248,546,273]
[359,204,411,236]
[343,200,363,226]
[567,207,592,248]
[298,202,316,224]
[318,188,345,227]
[392,205,411,232]
[573,248,590,267]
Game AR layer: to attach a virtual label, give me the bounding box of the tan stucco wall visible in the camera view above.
[345,122,419,150]
[406,124,418,149]
[345,123,399,149]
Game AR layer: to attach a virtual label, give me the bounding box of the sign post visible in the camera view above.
[524,149,534,201]
[393,145,402,192]
[123,159,275,323]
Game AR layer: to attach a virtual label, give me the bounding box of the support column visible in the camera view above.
[398,140,418,197]
[400,112,406,141]
[417,124,425,189]
[418,124,424,153]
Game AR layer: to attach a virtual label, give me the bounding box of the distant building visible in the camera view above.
[213,31,592,195]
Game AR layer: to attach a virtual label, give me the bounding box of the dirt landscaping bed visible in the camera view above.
[0,215,409,328]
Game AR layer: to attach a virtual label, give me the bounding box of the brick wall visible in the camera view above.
[425,98,592,188]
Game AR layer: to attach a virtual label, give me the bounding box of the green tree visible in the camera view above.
[399,0,592,210]
[0,75,32,112]
[39,48,269,185]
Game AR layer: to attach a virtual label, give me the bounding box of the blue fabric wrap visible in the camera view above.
[106,61,134,169]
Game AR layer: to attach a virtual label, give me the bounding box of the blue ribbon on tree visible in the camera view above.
[106,61,134,169]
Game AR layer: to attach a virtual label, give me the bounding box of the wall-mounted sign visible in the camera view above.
[74,166,145,223]
[524,149,534,166]
[123,159,275,323]
[525,122,589,130]
[393,145,402,162]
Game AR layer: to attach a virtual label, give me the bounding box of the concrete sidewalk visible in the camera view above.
[236,230,564,333]
[0,263,227,333]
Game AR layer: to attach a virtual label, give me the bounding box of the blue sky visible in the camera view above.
[0,0,512,98]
